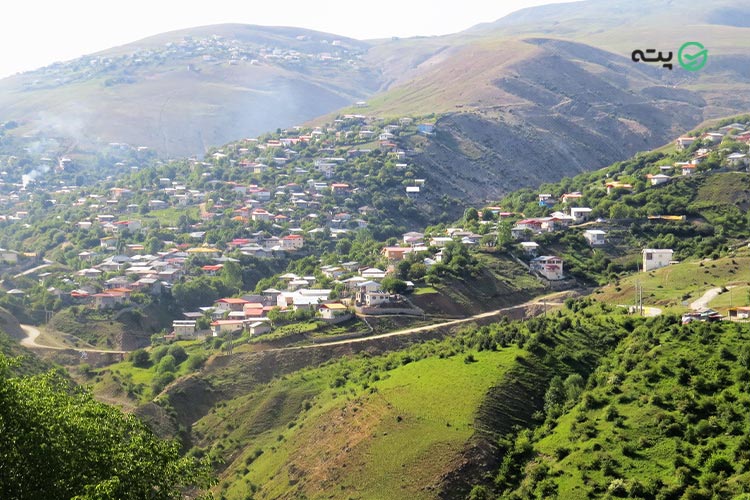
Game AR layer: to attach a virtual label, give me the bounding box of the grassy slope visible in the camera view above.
[506,318,750,498]
[595,250,750,313]
[194,348,518,499]
[146,301,620,500]
[411,251,546,318]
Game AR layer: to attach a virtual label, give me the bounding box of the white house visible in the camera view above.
[583,229,606,246]
[277,289,331,310]
[648,174,671,186]
[727,153,748,166]
[676,137,696,150]
[681,165,697,176]
[520,241,539,255]
[570,207,593,223]
[280,234,304,250]
[172,320,198,338]
[362,291,390,306]
[642,249,674,272]
[531,256,564,281]
[248,321,271,336]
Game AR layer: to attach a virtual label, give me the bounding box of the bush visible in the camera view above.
[167,344,188,365]
[151,345,169,364]
[467,485,491,500]
[151,372,175,394]
[158,355,177,374]
[705,454,734,475]
[129,349,150,368]
[186,353,207,371]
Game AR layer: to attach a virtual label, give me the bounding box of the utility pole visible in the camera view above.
[640,282,643,316]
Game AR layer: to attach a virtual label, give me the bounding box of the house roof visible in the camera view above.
[321,303,347,310]
[216,298,250,304]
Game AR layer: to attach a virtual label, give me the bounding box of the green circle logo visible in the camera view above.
[678,42,708,71]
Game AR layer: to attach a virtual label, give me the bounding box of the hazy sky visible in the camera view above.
[0,0,571,79]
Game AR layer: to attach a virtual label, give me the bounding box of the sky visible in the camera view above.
[0,0,572,79]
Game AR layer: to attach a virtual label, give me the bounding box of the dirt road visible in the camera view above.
[19,324,128,354]
[690,286,734,311]
[288,298,564,350]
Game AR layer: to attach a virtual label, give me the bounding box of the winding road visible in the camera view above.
[17,292,572,355]
[19,324,128,354]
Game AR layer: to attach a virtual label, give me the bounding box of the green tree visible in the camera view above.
[0,355,214,499]
[220,261,243,293]
[128,349,150,368]
[157,355,177,374]
[464,207,479,222]
[167,344,188,365]
[381,276,408,294]
[544,376,566,413]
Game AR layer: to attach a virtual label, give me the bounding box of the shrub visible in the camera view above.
[129,349,150,368]
[186,353,207,371]
[167,344,188,365]
[705,454,733,475]
[158,355,177,374]
[151,345,169,364]
[151,372,175,394]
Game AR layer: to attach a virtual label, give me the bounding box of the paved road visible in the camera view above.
[20,324,128,354]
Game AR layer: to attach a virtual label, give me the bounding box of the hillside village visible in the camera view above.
[21,32,368,91]
[0,113,748,349]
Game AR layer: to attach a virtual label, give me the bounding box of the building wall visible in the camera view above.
[643,251,673,272]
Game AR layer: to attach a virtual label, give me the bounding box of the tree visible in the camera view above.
[157,355,177,374]
[544,376,566,413]
[220,261,243,293]
[464,207,479,222]
[128,349,150,368]
[167,344,188,365]
[497,220,512,249]
[0,355,214,499]
[381,276,408,294]
[397,260,411,279]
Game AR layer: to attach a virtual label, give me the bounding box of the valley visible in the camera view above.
[3,1,750,499]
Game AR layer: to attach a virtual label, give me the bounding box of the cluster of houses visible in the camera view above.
[27,32,365,91]
[171,261,418,339]
[650,122,750,185]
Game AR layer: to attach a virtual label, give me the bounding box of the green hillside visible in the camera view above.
[123,300,625,499]
[499,317,750,499]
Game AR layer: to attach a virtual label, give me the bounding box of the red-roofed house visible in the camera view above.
[251,208,273,222]
[92,292,129,309]
[202,264,223,275]
[280,234,304,250]
[331,183,350,194]
[381,246,412,261]
[214,298,250,312]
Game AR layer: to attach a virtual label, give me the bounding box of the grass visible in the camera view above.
[195,344,522,500]
[595,253,750,313]
[413,286,438,295]
[143,206,199,227]
[708,285,750,311]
